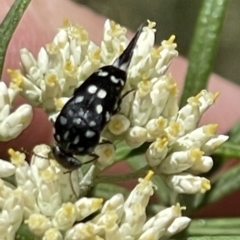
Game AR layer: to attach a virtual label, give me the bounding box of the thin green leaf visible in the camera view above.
[0,0,31,76]
[214,142,240,158]
[204,164,240,204]
[152,174,172,205]
[227,121,240,144]
[180,0,228,107]
[184,218,240,238]
[182,237,240,240]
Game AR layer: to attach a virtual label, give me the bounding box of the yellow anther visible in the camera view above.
[113,119,123,131]
[46,43,59,55]
[7,69,23,87]
[144,170,154,181]
[40,169,58,182]
[190,148,203,161]
[214,91,220,100]
[147,20,156,29]
[155,137,168,149]
[64,60,75,72]
[62,18,70,28]
[201,179,211,193]
[156,117,167,129]
[151,46,163,58]
[169,122,181,136]
[63,203,75,216]
[204,124,218,135]
[54,98,65,110]
[8,148,26,165]
[90,48,101,60]
[187,95,200,106]
[46,74,57,84]
[167,35,176,44]
[104,148,113,158]
[92,198,103,209]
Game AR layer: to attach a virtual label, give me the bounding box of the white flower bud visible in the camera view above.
[155,35,178,75]
[146,117,168,140]
[176,94,201,133]
[124,171,154,210]
[0,104,33,141]
[166,173,211,194]
[43,228,63,240]
[173,124,218,151]
[95,143,115,170]
[38,47,49,74]
[52,202,77,231]
[189,156,213,174]
[198,90,219,115]
[125,126,147,148]
[202,135,229,155]
[164,216,191,238]
[0,159,15,178]
[108,114,130,135]
[26,214,52,236]
[75,197,103,221]
[158,148,203,174]
[20,48,38,73]
[146,137,168,167]
[65,222,102,240]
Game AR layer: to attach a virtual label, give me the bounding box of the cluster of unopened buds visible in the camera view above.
[0,18,228,239]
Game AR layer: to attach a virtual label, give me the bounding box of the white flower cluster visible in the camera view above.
[0,81,32,141]
[8,19,228,194]
[0,149,190,240]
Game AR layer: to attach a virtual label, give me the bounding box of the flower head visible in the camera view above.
[2,18,229,239]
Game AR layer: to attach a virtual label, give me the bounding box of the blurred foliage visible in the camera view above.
[73,0,240,85]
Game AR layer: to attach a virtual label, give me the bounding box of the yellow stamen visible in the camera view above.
[147,20,156,29]
[201,179,211,193]
[214,91,220,100]
[7,69,23,87]
[54,98,65,110]
[204,124,218,135]
[144,170,154,181]
[46,74,57,84]
[92,198,103,209]
[8,148,26,165]
[167,35,176,44]
[62,18,70,28]
[190,148,203,161]
[155,137,168,149]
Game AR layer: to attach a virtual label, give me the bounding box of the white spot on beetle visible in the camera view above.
[63,131,69,140]
[75,96,84,103]
[96,104,103,114]
[78,147,84,152]
[85,130,95,138]
[89,120,96,127]
[88,85,98,94]
[97,89,107,99]
[73,135,80,144]
[110,75,119,84]
[55,134,61,141]
[60,116,67,125]
[74,118,82,125]
[120,80,124,86]
[68,109,74,116]
[106,111,110,121]
[98,71,108,77]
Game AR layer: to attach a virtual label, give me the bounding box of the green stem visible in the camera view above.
[214,142,240,158]
[96,165,150,183]
[187,218,240,236]
[180,0,228,107]
[0,0,31,77]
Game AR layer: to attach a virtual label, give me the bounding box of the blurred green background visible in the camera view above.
[73,0,240,85]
